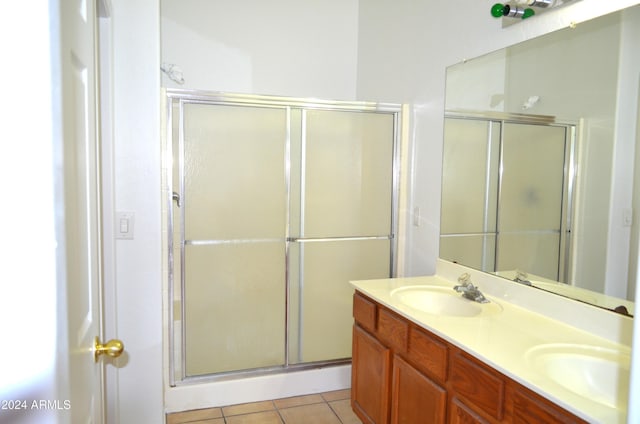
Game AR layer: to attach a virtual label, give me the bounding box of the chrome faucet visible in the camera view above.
[453,273,490,304]
[513,269,532,286]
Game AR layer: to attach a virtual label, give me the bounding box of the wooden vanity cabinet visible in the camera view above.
[351,292,588,424]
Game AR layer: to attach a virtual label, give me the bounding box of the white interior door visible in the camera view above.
[60,0,110,422]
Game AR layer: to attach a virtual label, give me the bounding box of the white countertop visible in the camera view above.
[350,261,633,424]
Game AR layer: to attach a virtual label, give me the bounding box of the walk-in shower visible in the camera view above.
[164,90,402,384]
[440,113,576,283]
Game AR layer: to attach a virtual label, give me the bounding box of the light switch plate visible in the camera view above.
[623,208,633,227]
[115,211,135,240]
[413,207,421,227]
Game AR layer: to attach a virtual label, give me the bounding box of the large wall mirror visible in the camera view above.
[441,5,640,316]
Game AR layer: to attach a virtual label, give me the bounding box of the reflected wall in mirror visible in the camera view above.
[441,5,640,316]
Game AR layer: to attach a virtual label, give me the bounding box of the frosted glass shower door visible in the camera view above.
[168,93,400,381]
[180,103,287,376]
[496,123,567,280]
[289,110,395,363]
[440,118,500,271]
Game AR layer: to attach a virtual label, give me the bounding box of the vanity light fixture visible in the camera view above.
[491,0,578,21]
[513,0,554,6]
[491,3,535,19]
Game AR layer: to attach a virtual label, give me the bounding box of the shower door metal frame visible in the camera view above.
[443,110,577,283]
[165,89,402,386]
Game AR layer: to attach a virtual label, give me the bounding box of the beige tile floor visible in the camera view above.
[166,389,362,424]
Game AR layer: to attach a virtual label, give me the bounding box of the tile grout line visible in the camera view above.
[220,399,277,419]
[326,401,345,424]
[274,404,285,424]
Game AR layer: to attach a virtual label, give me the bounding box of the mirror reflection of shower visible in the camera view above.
[440,113,575,284]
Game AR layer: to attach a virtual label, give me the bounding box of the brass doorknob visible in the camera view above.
[94,337,124,362]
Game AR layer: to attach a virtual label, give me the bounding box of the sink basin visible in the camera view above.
[390,285,502,317]
[525,343,631,409]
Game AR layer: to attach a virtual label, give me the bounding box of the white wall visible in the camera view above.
[110,0,163,422]
[160,0,359,100]
[444,50,507,112]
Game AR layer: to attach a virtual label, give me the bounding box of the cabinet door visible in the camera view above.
[391,356,446,424]
[449,351,505,420]
[352,325,392,424]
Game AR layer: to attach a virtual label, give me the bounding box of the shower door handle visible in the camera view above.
[172,192,181,207]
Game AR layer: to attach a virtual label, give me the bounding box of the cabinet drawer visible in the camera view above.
[377,307,409,353]
[353,292,377,332]
[450,350,505,420]
[512,387,587,424]
[406,326,448,385]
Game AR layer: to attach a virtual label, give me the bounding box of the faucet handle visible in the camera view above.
[458,272,472,285]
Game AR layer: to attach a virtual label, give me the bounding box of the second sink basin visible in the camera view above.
[390,285,503,317]
[525,343,631,410]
